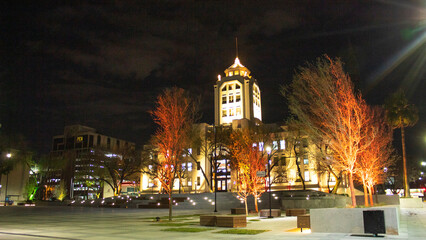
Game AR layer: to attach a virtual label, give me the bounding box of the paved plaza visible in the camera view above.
[0,205,425,240]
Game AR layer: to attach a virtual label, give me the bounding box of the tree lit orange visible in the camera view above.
[150,87,195,220]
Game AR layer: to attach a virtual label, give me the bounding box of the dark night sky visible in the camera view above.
[1,1,425,162]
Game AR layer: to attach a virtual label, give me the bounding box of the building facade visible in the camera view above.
[140,57,347,195]
[49,125,136,200]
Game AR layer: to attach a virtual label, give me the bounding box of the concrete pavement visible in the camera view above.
[0,204,425,239]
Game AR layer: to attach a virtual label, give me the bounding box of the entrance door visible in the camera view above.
[216,179,227,192]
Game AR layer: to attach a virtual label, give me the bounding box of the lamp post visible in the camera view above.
[266,146,273,218]
[4,153,12,206]
[213,126,218,212]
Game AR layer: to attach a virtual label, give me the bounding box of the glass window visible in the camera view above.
[280,156,286,166]
[236,95,241,102]
[259,142,264,151]
[303,157,309,165]
[229,85,233,90]
[304,171,310,182]
[235,71,239,75]
[273,141,278,150]
[280,140,285,150]
[197,177,201,186]
[229,72,233,76]
[229,95,234,102]
[236,107,241,116]
[222,95,226,104]
[236,84,241,89]
[229,108,235,116]
[222,109,227,117]
[188,162,192,171]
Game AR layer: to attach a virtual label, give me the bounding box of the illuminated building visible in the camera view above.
[140,57,346,195]
[214,57,262,126]
[49,125,135,200]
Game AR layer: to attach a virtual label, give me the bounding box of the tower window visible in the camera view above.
[236,95,241,102]
[236,84,241,89]
[222,110,227,117]
[229,85,233,90]
[229,95,234,103]
[222,95,226,104]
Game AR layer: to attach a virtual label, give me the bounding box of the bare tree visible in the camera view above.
[150,87,196,221]
[284,55,373,207]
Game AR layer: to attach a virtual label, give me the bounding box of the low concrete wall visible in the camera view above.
[356,195,400,206]
[311,207,399,235]
[282,195,350,209]
[400,198,424,208]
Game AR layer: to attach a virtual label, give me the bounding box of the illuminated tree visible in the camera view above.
[285,55,372,207]
[385,90,418,198]
[356,107,394,206]
[150,87,196,220]
[228,128,268,214]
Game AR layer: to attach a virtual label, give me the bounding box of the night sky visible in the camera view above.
[1,1,425,163]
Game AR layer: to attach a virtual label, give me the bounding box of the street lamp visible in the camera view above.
[4,153,12,206]
[266,146,273,218]
[421,161,426,166]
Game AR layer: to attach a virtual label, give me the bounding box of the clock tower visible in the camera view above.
[214,57,262,126]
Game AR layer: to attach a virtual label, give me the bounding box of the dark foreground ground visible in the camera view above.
[0,205,425,239]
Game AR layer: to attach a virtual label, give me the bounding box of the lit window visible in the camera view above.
[229,95,234,102]
[304,171,310,182]
[240,71,244,76]
[273,141,278,150]
[222,109,227,117]
[222,95,226,104]
[188,180,192,186]
[236,107,241,116]
[188,163,193,171]
[236,95,241,102]
[188,148,192,154]
[229,72,233,76]
[280,140,285,150]
[259,142,264,151]
[303,157,309,165]
[229,85,233,90]
[230,108,235,116]
[235,71,239,75]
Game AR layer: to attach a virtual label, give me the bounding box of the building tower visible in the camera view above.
[214,57,262,127]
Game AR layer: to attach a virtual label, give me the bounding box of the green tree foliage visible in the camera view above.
[385,90,418,197]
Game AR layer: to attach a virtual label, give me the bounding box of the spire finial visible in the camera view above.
[235,37,238,58]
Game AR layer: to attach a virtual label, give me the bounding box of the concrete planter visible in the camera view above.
[400,198,424,208]
[310,207,399,235]
[355,195,400,206]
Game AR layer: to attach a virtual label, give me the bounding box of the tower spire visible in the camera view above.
[235,37,238,58]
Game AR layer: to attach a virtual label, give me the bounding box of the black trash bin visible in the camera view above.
[363,210,385,237]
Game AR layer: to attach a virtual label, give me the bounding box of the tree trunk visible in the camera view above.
[369,186,374,206]
[363,181,368,207]
[254,195,259,213]
[244,197,248,216]
[401,126,410,198]
[295,158,305,190]
[349,172,356,207]
[169,181,173,221]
